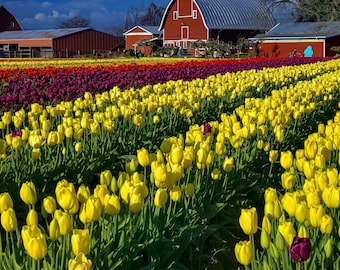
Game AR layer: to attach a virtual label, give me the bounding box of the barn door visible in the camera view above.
[181,26,189,39]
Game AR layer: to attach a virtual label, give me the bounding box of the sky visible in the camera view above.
[0,0,170,31]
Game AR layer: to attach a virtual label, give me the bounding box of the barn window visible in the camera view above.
[173,11,178,20]
[10,21,15,28]
[193,10,197,19]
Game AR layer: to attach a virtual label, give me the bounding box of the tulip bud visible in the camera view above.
[85,196,103,221]
[269,242,280,259]
[75,142,82,153]
[129,193,143,214]
[324,238,333,258]
[77,184,90,204]
[274,231,285,251]
[170,186,182,202]
[49,218,60,242]
[280,150,294,170]
[137,148,150,167]
[154,188,168,208]
[71,229,90,256]
[54,210,72,235]
[260,229,270,249]
[68,253,92,270]
[0,192,13,214]
[234,240,253,266]
[295,201,308,223]
[239,207,258,235]
[1,208,18,232]
[20,181,37,205]
[26,209,38,226]
[298,225,308,238]
[42,196,57,215]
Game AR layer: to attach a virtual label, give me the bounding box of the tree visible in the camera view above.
[57,16,91,28]
[138,2,165,26]
[264,0,340,22]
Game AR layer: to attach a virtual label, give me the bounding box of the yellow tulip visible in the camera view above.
[55,179,78,211]
[278,221,296,247]
[85,196,103,222]
[304,140,317,159]
[104,194,121,216]
[1,208,17,232]
[54,210,72,235]
[260,229,270,249]
[11,136,21,149]
[76,184,91,204]
[322,186,340,208]
[0,139,7,154]
[129,193,143,214]
[320,214,333,234]
[47,131,58,147]
[269,150,278,163]
[68,253,92,270]
[26,209,38,226]
[170,145,183,164]
[153,115,160,124]
[234,240,253,266]
[0,192,13,214]
[281,170,296,190]
[94,184,110,206]
[298,225,308,238]
[21,225,47,261]
[49,218,60,242]
[170,186,182,202]
[280,150,294,170]
[309,204,325,228]
[71,229,90,256]
[264,187,278,203]
[239,207,258,235]
[281,192,297,217]
[222,157,234,172]
[20,181,37,205]
[154,188,168,208]
[42,196,57,215]
[211,168,220,180]
[326,167,338,186]
[295,201,308,223]
[137,147,150,167]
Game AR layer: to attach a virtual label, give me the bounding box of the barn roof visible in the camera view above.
[123,25,162,36]
[159,0,275,31]
[0,28,90,40]
[258,21,340,39]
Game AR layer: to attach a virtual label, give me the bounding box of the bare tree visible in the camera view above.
[264,0,340,22]
[138,2,165,26]
[57,16,91,28]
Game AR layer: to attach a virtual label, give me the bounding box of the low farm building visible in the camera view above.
[250,21,340,57]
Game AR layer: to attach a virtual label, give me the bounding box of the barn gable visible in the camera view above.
[159,0,275,51]
[0,6,23,32]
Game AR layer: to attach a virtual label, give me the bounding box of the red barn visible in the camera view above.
[0,6,23,32]
[124,26,162,56]
[250,21,340,57]
[158,0,275,52]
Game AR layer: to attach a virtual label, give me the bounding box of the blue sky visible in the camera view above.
[1,0,170,31]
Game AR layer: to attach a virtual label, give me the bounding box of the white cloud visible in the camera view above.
[34,13,46,21]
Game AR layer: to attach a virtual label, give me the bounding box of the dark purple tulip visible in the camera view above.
[289,236,311,262]
[11,130,22,137]
[203,122,212,135]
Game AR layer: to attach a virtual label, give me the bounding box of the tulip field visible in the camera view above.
[0,56,339,270]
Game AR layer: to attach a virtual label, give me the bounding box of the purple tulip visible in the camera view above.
[289,236,311,262]
[203,122,212,135]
